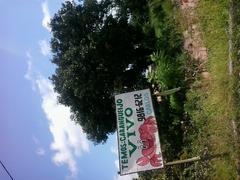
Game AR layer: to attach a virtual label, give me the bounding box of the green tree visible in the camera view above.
[50,0,151,143]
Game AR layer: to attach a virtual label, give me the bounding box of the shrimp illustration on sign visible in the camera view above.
[136,116,162,167]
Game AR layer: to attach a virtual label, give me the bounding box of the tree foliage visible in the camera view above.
[51,0,194,178]
[50,0,152,143]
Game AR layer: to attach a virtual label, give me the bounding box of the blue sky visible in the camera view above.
[0,0,138,179]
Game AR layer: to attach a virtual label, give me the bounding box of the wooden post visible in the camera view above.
[154,87,181,96]
[165,156,201,166]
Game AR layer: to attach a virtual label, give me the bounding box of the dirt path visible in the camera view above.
[178,0,209,80]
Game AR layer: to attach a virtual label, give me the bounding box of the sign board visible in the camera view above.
[115,89,163,175]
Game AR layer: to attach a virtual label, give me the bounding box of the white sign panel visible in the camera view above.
[115,89,163,175]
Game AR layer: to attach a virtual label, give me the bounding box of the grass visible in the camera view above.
[182,0,240,179]
[140,0,240,179]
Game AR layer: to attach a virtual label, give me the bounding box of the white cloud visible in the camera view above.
[36,148,46,156]
[112,158,139,180]
[24,51,38,91]
[41,1,51,31]
[39,39,51,56]
[33,136,46,156]
[25,57,90,179]
[114,159,120,171]
[111,145,118,156]
[24,51,33,81]
[111,138,138,180]
[36,77,90,178]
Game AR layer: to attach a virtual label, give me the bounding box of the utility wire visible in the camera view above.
[0,160,13,180]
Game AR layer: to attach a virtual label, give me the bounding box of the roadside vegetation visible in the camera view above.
[182,0,237,179]
[140,0,240,179]
[50,0,240,179]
